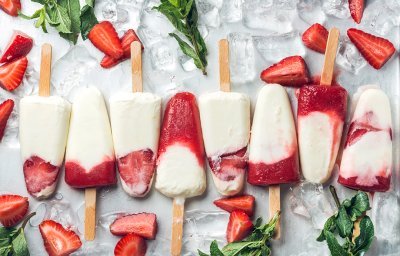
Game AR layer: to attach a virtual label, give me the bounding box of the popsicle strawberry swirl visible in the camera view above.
[339,87,392,192]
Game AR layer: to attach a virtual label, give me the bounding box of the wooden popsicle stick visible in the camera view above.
[85,188,97,241]
[131,41,143,93]
[320,28,340,86]
[171,198,185,256]
[219,39,230,92]
[269,185,281,239]
[39,44,52,97]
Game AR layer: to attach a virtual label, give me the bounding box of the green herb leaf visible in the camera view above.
[11,229,29,256]
[198,250,210,256]
[210,241,224,256]
[352,216,374,256]
[169,33,206,72]
[80,4,98,40]
[336,206,353,238]
[349,192,370,221]
[317,216,336,242]
[324,230,348,256]
[59,0,81,44]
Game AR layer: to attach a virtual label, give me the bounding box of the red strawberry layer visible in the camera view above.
[65,157,116,188]
[23,156,59,198]
[117,149,156,197]
[110,212,157,239]
[208,147,247,181]
[297,85,348,121]
[0,31,33,63]
[157,92,205,166]
[247,153,300,186]
[338,175,390,192]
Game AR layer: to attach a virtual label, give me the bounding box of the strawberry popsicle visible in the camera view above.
[339,88,392,192]
[199,92,250,196]
[19,96,71,198]
[155,92,206,199]
[248,84,300,185]
[297,85,347,183]
[110,92,161,197]
[65,87,116,188]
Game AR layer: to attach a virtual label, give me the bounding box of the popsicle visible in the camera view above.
[297,28,347,184]
[65,86,116,240]
[155,92,206,256]
[199,39,250,196]
[339,88,392,192]
[19,44,71,199]
[110,42,161,197]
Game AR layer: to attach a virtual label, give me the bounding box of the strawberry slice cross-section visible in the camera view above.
[0,0,21,16]
[88,21,123,59]
[114,233,147,256]
[0,31,33,64]
[0,194,29,227]
[0,99,14,141]
[110,212,158,240]
[226,210,253,243]
[302,23,329,54]
[0,57,28,91]
[214,195,255,216]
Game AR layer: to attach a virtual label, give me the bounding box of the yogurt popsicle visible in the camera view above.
[199,92,250,196]
[65,87,116,188]
[297,85,347,183]
[110,92,161,197]
[20,96,71,198]
[155,92,206,198]
[339,88,392,192]
[248,84,300,185]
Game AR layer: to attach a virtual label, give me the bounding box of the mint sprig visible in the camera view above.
[19,0,98,44]
[317,186,374,256]
[198,212,280,256]
[0,212,36,256]
[154,0,208,75]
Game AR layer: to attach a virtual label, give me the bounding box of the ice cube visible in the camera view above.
[243,0,293,33]
[147,237,170,256]
[72,243,114,256]
[290,182,335,230]
[253,31,306,62]
[362,1,399,36]
[97,211,126,229]
[29,203,47,227]
[43,199,79,231]
[116,0,145,9]
[95,0,118,22]
[228,33,256,84]
[322,0,350,19]
[197,0,221,28]
[51,46,97,97]
[371,192,400,255]
[16,65,38,98]
[140,4,175,37]
[296,0,326,25]
[336,37,367,74]
[274,0,298,10]
[220,0,243,23]
[113,6,141,31]
[179,54,197,72]
[150,41,176,71]
[289,229,330,255]
[137,25,164,48]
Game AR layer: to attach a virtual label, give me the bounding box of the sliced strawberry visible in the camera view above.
[214,195,255,216]
[100,29,143,69]
[260,56,310,87]
[0,0,21,16]
[0,56,28,91]
[0,99,14,141]
[0,31,33,63]
[39,220,82,256]
[0,194,28,227]
[88,21,123,59]
[110,212,157,240]
[349,0,364,24]
[117,149,156,197]
[347,28,395,69]
[114,233,147,256]
[23,156,59,198]
[226,210,253,243]
[302,23,329,53]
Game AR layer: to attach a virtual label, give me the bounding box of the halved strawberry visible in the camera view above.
[0,0,21,16]
[0,31,33,63]
[0,56,28,91]
[88,21,123,59]
[100,29,143,69]
[302,23,329,53]
[0,99,14,141]
[117,149,156,197]
[23,156,59,198]
[347,28,395,69]
[39,220,82,256]
[114,233,147,256]
[0,194,28,227]
[110,212,157,240]
[349,0,364,24]
[260,56,310,87]
[214,195,255,216]
[226,210,253,243]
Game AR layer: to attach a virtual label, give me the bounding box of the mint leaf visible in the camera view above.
[317,216,336,242]
[324,230,347,256]
[197,250,210,256]
[11,229,29,256]
[80,4,98,40]
[59,0,81,44]
[336,205,353,238]
[352,216,374,256]
[349,192,370,221]
[169,33,206,72]
[210,241,224,256]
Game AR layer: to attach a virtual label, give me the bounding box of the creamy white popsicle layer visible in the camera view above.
[65,87,116,188]
[199,91,250,196]
[110,92,161,197]
[20,96,71,198]
[247,84,300,185]
[339,88,392,192]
